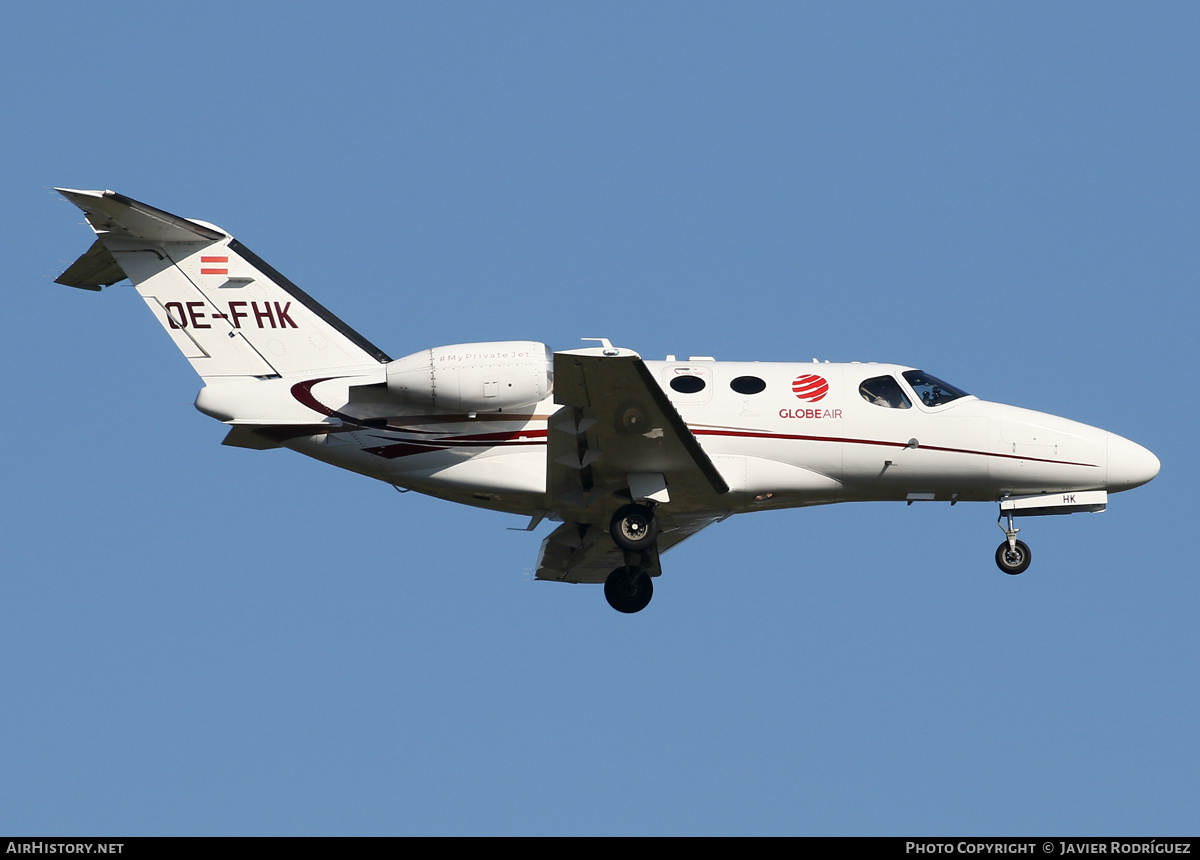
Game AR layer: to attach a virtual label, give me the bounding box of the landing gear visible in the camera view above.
[995,510,1032,575]
[604,565,654,613]
[610,503,658,552]
[604,503,659,612]
[995,539,1032,575]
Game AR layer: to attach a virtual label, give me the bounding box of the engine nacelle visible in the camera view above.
[384,341,554,413]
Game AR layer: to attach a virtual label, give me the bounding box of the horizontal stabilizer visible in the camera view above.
[55,188,224,242]
[221,426,284,450]
[55,239,127,290]
[220,424,343,448]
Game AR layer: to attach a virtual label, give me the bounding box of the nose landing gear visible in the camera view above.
[995,538,1032,575]
[995,510,1032,575]
[991,490,1107,575]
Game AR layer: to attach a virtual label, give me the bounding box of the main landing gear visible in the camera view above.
[995,510,1032,575]
[605,503,659,613]
[604,563,654,614]
[610,503,658,552]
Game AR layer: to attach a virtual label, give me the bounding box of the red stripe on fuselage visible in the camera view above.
[690,427,1097,468]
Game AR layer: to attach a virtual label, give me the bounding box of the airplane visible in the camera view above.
[53,188,1161,613]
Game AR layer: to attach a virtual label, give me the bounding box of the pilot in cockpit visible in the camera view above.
[859,375,911,409]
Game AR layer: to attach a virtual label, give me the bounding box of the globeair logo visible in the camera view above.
[792,374,829,402]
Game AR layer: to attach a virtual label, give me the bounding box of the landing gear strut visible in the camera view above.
[995,510,1032,575]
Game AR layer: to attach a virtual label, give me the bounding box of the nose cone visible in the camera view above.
[1107,432,1160,492]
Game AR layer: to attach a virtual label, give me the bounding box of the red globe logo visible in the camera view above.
[792,374,829,402]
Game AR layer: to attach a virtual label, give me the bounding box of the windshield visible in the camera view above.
[901,370,969,407]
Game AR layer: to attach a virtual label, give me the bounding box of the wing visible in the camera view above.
[547,345,728,514]
[537,344,731,583]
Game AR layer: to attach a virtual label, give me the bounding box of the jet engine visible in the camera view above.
[384,341,554,413]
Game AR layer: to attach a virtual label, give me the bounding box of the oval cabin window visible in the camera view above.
[730,375,766,395]
[669,375,707,394]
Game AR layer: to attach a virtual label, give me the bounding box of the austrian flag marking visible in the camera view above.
[792,374,829,402]
[200,255,228,276]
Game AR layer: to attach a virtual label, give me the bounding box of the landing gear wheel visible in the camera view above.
[995,539,1032,575]
[610,503,658,552]
[604,565,654,613]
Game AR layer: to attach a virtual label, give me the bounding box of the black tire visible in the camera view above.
[995,539,1032,575]
[610,503,658,552]
[604,565,654,613]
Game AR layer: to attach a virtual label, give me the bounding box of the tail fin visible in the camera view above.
[56,188,390,381]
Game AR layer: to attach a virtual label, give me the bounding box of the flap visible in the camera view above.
[535,514,721,583]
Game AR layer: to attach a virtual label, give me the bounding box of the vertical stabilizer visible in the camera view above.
[56,189,390,381]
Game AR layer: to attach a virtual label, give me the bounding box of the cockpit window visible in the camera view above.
[902,370,969,407]
[859,375,911,409]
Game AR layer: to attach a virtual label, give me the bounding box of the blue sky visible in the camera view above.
[2,2,1196,835]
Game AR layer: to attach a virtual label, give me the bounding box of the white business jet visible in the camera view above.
[55,189,1160,613]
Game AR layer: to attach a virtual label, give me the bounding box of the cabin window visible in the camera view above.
[902,370,969,407]
[730,375,766,395]
[670,374,707,394]
[859,375,911,409]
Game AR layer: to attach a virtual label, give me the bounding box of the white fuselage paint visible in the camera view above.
[221,359,1156,522]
